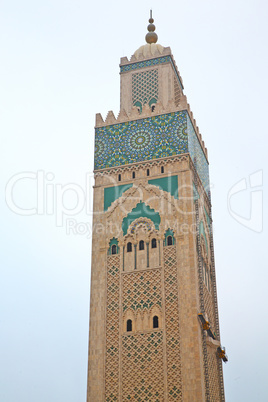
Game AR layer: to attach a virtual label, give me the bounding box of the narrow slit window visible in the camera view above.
[127,319,132,332]
[132,171,135,179]
[127,242,132,252]
[111,245,117,255]
[139,240,144,250]
[153,316,159,329]
[151,238,157,249]
[147,169,150,176]
[118,174,121,181]
[167,236,173,246]
[161,166,164,174]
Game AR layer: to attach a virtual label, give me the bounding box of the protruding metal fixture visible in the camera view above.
[145,10,158,44]
[198,313,216,339]
[217,346,228,363]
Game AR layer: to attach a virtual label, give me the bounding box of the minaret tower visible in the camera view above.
[87,12,227,401]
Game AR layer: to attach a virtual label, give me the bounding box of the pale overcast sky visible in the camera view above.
[1,0,267,401]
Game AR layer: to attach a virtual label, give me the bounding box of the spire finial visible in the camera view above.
[145,10,158,44]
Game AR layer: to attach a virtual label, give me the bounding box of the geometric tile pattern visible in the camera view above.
[174,74,181,106]
[187,114,210,193]
[207,349,221,401]
[122,331,165,401]
[105,255,120,402]
[204,286,216,335]
[164,245,183,400]
[95,111,210,195]
[132,69,158,107]
[120,55,183,90]
[95,111,188,170]
[122,269,162,312]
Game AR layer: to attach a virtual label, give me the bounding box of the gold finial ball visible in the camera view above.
[145,32,158,44]
[147,23,156,32]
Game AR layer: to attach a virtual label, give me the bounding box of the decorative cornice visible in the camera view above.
[94,153,190,176]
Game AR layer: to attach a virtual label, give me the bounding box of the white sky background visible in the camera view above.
[1,0,267,401]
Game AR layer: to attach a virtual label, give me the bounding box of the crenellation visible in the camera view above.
[105,110,116,124]
[95,112,104,126]
[129,53,137,62]
[120,56,129,64]
[117,108,128,122]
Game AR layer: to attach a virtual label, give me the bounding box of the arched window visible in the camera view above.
[151,105,155,112]
[167,236,173,246]
[153,316,159,329]
[151,238,157,249]
[109,238,119,255]
[127,242,132,252]
[127,319,132,332]
[139,240,144,250]
[132,171,135,179]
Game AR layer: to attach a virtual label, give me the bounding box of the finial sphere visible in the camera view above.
[145,32,158,44]
[147,23,156,32]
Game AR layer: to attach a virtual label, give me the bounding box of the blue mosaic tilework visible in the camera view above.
[95,111,188,170]
[120,55,183,90]
[187,115,210,194]
[95,111,210,195]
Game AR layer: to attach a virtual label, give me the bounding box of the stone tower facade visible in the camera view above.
[87,15,226,402]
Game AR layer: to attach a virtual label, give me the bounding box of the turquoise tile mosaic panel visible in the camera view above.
[95,111,210,195]
[95,111,188,170]
[187,115,210,194]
